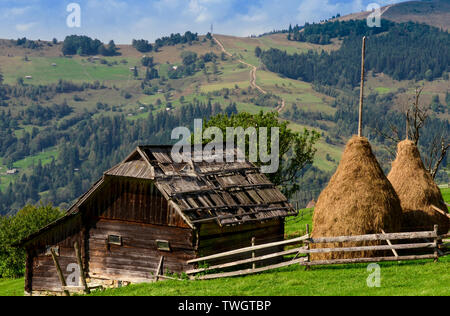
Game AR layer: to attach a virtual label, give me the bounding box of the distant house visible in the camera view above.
[51,63,57,67]
[6,169,18,175]
[25,76,32,79]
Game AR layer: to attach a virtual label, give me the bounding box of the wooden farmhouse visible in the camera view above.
[18,145,296,295]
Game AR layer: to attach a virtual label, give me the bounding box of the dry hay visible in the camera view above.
[387,140,449,235]
[311,136,402,260]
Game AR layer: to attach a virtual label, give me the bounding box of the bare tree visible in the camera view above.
[405,87,428,145]
[376,87,449,179]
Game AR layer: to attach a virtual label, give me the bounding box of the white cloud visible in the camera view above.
[16,22,36,32]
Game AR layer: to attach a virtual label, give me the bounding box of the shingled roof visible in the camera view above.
[106,145,296,226]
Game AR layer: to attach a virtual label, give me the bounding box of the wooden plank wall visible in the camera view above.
[29,232,82,292]
[197,219,285,265]
[88,219,195,282]
[86,177,189,228]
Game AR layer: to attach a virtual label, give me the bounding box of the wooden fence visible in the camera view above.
[187,225,447,280]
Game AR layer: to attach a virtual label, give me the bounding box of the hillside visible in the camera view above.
[336,0,450,30]
[0,11,449,215]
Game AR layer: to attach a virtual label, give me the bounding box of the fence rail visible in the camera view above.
[188,225,447,280]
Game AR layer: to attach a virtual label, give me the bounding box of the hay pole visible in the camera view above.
[358,36,366,137]
[381,229,398,257]
[50,248,70,297]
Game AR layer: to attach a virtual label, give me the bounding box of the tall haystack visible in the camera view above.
[311,136,403,260]
[387,140,449,235]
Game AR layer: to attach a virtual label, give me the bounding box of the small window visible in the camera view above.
[108,235,122,246]
[156,240,171,252]
[45,246,59,256]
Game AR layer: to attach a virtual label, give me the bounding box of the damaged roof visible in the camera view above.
[106,145,296,226]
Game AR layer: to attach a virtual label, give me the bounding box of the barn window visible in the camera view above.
[108,235,122,246]
[45,246,59,256]
[156,240,171,252]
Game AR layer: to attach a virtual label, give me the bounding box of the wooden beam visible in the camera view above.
[302,254,436,266]
[172,183,275,197]
[155,256,164,281]
[188,234,309,264]
[304,242,435,254]
[192,258,306,280]
[381,229,399,257]
[308,231,437,244]
[74,241,90,294]
[182,201,289,212]
[50,248,69,296]
[187,246,308,275]
[431,205,450,219]
[190,208,293,224]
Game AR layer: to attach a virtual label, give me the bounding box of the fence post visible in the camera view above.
[251,237,256,270]
[434,225,439,263]
[305,224,311,270]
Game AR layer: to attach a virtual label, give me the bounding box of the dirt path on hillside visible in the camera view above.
[213,36,287,113]
[213,36,266,94]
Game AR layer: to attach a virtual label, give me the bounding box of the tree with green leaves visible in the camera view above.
[203,111,320,198]
[0,204,63,278]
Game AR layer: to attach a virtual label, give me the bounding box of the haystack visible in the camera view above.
[387,140,449,235]
[311,136,403,260]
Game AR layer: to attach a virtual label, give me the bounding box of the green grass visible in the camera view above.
[12,148,59,169]
[89,256,450,296]
[441,188,450,202]
[0,279,24,296]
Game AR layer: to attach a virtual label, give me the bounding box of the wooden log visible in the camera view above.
[302,254,436,266]
[192,258,306,280]
[305,242,435,254]
[305,224,311,271]
[74,241,90,294]
[308,231,436,244]
[358,36,366,137]
[155,256,164,281]
[187,246,308,275]
[381,229,398,257]
[251,237,256,270]
[188,234,309,264]
[431,205,450,219]
[50,248,69,297]
[434,225,439,262]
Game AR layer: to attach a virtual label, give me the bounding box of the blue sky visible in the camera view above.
[0,0,410,44]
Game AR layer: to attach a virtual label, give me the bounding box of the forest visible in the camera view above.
[263,21,449,87]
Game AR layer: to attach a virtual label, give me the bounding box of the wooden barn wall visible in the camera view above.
[87,219,195,282]
[27,221,84,293]
[84,177,189,228]
[197,219,285,264]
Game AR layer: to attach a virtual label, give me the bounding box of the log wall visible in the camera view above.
[87,219,195,282]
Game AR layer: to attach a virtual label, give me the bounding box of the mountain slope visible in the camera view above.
[336,0,450,30]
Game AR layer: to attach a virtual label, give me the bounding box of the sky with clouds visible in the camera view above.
[0,0,411,44]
